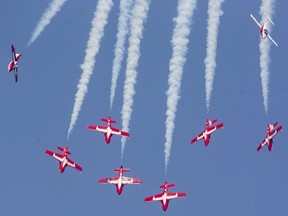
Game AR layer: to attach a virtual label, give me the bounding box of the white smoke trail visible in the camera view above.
[204,0,225,113]
[67,0,113,139]
[27,0,68,46]
[121,0,150,158]
[259,0,275,113]
[110,0,134,110]
[165,0,197,175]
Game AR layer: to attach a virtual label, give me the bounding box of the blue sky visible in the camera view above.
[0,0,288,215]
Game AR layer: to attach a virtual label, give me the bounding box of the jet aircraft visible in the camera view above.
[45,146,82,173]
[250,14,278,46]
[8,44,22,82]
[257,122,282,152]
[99,165,142,195]
[87,116,129,144]
[191,119,224,146]
[144,181,186,211]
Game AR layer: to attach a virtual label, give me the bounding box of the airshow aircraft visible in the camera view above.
[191,119,224,146]
[87,116,129,144]
[8,44,22,83]
[257,122,283,152]
[45,146,82,173]
[99,165,142,195]
[144,181,187,211]
[250,14,278,46]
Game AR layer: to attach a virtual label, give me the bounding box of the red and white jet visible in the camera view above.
[45,146,82,173]
[144,181,187,211]
[8,44,22,83]
[87,116,129,144]
[191,119,224,146]
[257,122,283,152]
[250,14,278,47]
[99,165,142,195]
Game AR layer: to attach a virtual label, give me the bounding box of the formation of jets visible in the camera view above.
[42,116,283,211]
[7,11,281,212]
[99,165,142,195]
[250,14,278,46]
[8,44,21,83]
[144,181,187,211]
[87,116,129,144]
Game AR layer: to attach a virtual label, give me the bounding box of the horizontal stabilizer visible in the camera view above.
[57,146,71,155]
[114,167,130,172]
[264,13,275,25]
[101,117,116,124]
[160,182,175,189]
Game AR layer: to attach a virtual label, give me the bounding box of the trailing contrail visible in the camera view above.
[110,0,134,110]
[121,0,150,159]
[27,0,68,46]
[259,0,275,113]
[67,0,113,140]
[204,0,225,113]
[165,0,197,175]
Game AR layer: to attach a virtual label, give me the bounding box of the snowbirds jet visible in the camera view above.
[87,116,129,144]
[8,44,22,82]
[250,14,278,46]
[191,119,224,146]
[144,181,187,211]
[257,122,282,152]
[45,146,82,173]
[98,165,142,195]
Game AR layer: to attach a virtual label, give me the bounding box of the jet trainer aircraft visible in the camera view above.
[8,44,22,82]
[250,13,278,46]
[144,181,187,211]
[45,146,82,173]
[191,119,224,146]
[257,122,282,152]
[87,116,129,144]
[99,165,142,195]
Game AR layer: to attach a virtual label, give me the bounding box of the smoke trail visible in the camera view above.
[204,0,225,113]
[121,0,150,158]
[259,0,275,113]
[110,0,134,110]
[165,0,197,175]
[67,0,113,139]
[27,0,68,46]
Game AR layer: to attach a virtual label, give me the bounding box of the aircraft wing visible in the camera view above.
[267,34,278,46]
[122,176,142,184]
[191,131,204,144]
[14,67,18,83]
[11,45,16,61]
[207,123,224,133]
[67,158,82,172]
[111,127,129,137]
[99,177,118,184]
[144,193,163,202]
[250,14,261,28]
[87,125,108,133]
[45,150,64,162]
[257,139,268,152]
[167,192,187,200]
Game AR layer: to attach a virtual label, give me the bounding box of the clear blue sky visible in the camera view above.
[0,0,288,215]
